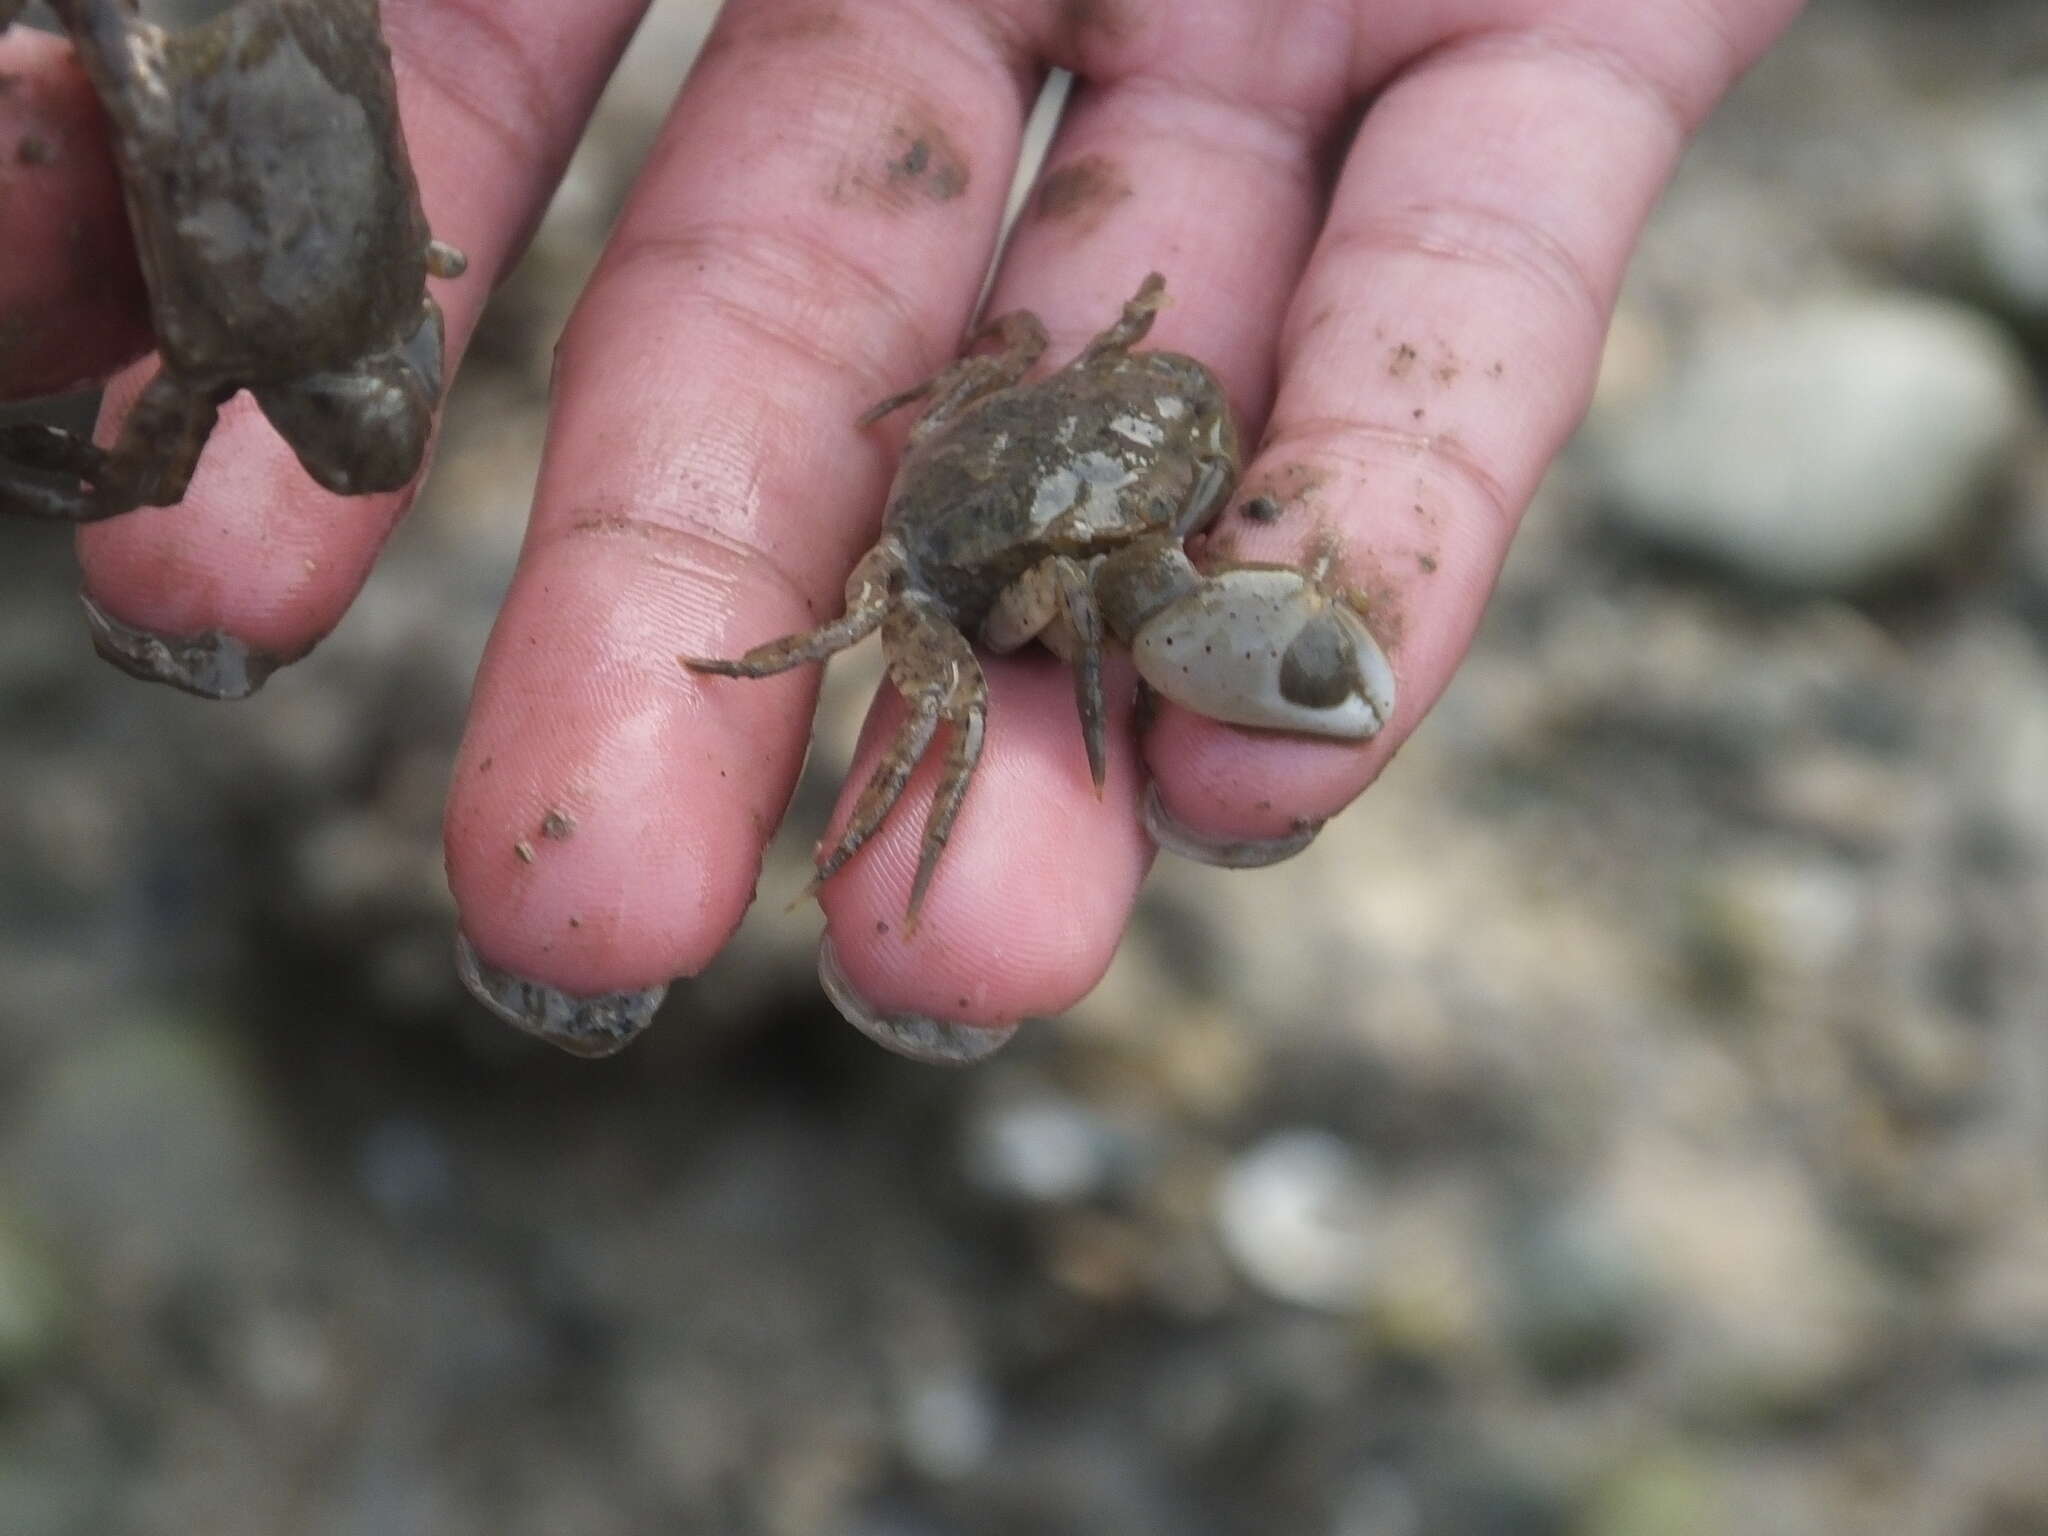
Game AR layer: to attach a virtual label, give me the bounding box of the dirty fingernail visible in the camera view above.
[1141,782,1322,869]
[817,936,1018,1066]
[454,932,667,1058]
[81,588,286,700]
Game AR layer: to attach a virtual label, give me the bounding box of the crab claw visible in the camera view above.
[1129,566,1396,740]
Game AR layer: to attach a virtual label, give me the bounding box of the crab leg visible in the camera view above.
[681,542,900,678]
[984,554,1108,791]
[0,372,216,522]
[1071,272,1166,370]
[808,694,942,892]
[858,311,1048,443]
[45,0,174,142]
[905,680,986,927]
[807,597,987,930]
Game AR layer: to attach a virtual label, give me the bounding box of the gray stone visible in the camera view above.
[1594,291,2032,589]
[961,1088,1126,1205]
[0,1452,114,1536]
[0,1208,67,1379]
[1,1017,285,1277]
[1601,1133,1894,1424]
[1578,1449,1723,1536]
[1213,1130,1378,1312]
[1937,82,2048,327]
[1501,1198,1656,1383]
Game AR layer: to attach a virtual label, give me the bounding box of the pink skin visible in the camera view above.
[0,27,148,394]
[2,0,1807,1032]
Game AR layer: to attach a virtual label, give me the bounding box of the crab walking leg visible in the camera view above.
[895,604,990,929]
[983,554,1109,791]
[682,543,901,679]
[1174,456,1235,538]
[1052,558,1108,793]
[810,598,989,928]
[859,311,1050,438]
[808,695,942,894]
[0,373,217,522]
[0,423,109,483]
[1070,272,1166,370]
[46,0,175,139]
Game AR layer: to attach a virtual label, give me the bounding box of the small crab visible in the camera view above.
[683,274,1396,925]
[0,0,464,522]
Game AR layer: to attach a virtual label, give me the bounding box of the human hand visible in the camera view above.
[0,0,1806,1059]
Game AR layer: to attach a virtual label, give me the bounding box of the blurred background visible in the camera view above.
[3,0,2048,1531]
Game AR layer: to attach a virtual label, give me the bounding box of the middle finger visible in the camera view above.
[813,0,1357,1043]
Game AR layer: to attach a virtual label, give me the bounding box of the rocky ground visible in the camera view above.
[3,0,2048,1531]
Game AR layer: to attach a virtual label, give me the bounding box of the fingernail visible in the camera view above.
[1141,782,1322,869]
[454,932,667,1058]
[80,588,286,700]
[816,936,1018,1066]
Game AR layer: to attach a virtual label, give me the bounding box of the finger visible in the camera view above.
[814,0,1357,1033]
[814,654,1155,1062]
[71,0,650,679]
[445,0,1039,1022]
[0,25,149,397]
[1142,0,1807,855]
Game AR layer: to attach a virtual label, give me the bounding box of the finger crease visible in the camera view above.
[389,1,557,178]
[1112,71,1332,166]
[1262,415,1518,536]
[1312,198,1606,336]
[557,511,825,622]
[598,223,945,399]
[1419,20,1705,141]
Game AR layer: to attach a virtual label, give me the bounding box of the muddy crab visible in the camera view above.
[0,0,464,521]
[683,274,1396,924]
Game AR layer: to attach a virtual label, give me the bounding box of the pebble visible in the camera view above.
[1594,290,2032,589]
[1580,1449,1721,1536]
[1,1017,283,1276]
[1500,1198,1655,1383]
[894,1369,997,1481]
[1603,1134,1891,1423]
[1213,1130,1378,1312]
[0,1208,65,1379]
[1936,81,2048,327]
[962,1089,1125,1206]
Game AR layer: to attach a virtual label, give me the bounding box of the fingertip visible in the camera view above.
[816,935,1019,1066]
[815,660,1152,1028]
[444,540,811,999]
[1142,701,1386,849]
[74,389,401,658]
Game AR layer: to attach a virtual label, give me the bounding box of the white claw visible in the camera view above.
[1130,566,1396,740]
